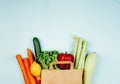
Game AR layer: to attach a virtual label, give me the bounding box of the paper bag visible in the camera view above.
[41,61,83,84]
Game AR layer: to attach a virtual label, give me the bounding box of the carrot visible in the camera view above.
[16,54,30,84]
[27,48,35,65]
[27,48,40,83]
[23,58,37,84]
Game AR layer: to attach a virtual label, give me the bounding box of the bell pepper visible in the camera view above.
[57,53,74,69]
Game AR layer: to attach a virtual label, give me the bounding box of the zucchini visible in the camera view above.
[33,37,42,58]
[84,52,97,84]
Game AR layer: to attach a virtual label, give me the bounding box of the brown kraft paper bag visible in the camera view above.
[41,61,83,84]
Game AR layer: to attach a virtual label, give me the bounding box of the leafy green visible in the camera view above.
[36,50,59,70]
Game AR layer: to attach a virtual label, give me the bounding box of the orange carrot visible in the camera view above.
[23,58,37,84]
[27,48,35,65]
[27,48,40,83]
[16,54,30,84]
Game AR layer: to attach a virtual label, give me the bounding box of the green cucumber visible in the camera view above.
[33,37,42,58]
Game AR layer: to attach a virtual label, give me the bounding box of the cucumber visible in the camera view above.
[33,37,42,58]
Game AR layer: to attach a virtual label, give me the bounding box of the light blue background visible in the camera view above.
[0,0,120,84]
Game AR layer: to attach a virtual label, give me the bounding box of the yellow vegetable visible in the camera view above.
[30,61,42,80]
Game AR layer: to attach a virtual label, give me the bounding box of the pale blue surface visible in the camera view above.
[0,0,120,84]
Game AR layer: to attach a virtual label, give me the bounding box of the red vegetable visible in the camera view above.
[58,53,74,69]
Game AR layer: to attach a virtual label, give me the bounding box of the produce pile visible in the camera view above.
[16,35,97,84]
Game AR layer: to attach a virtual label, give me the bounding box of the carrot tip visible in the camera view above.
[27,48,29,50]
[16,54,22,58]
[23,57,28,60]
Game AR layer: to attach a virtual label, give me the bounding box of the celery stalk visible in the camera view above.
[74,38,83,69]
[72,36,79,64]
[78,40,87,69]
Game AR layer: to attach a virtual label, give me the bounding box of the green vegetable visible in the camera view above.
[78,40,87,69]
[33,37,42,58]
[72,36,79,61]
[33,37,59,70]
[74,37,83,69]
[72,35,87,69]
[84,52,97,84]
[37,50,59,70]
